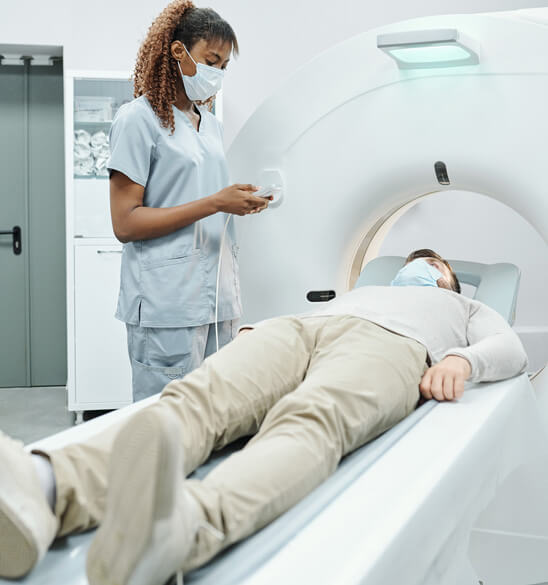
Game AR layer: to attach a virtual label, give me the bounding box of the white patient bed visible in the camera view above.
[3,256,548,584]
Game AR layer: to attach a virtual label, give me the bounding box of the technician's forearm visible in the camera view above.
[115,196,220,243]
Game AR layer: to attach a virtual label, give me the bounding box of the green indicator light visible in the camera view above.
[389,44,472,64]
[377,29,479,69]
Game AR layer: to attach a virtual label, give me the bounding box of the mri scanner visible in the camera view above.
[4,7,548,585]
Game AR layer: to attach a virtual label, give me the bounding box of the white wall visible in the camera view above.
[0,0,165,71]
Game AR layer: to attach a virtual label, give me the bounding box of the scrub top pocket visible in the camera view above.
[139,250,209,327]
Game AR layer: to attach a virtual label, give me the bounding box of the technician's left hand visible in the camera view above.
[419,355,472,402]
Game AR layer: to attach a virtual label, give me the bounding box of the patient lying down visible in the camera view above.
[0,248,527,584]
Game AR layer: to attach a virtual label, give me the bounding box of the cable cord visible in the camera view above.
[215,213,233,352]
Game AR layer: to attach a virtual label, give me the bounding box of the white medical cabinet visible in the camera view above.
[65,72,133,423]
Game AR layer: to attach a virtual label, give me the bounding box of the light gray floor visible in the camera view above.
[0,386,74,444]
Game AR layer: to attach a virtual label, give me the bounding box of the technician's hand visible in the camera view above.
[419,355,472,402]
[211,184,270,216]
[248,195,273,214]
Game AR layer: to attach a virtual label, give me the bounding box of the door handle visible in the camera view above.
[0,226,22,255]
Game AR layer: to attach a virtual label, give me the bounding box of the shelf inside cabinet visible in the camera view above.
[74,120,113,126]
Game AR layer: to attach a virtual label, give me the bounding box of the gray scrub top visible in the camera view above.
[107,95,242,328]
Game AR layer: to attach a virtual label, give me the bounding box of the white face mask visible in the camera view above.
[177,44,225,102]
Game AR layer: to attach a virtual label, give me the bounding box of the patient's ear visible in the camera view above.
[436,277,451,290]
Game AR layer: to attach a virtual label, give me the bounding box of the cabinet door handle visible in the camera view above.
[0,226,22,255]
[96,250,122,254]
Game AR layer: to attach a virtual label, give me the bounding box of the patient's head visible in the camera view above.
[404,249,461,293]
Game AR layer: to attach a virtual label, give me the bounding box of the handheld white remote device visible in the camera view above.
[255,185,282,198]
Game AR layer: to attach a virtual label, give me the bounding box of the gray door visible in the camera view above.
[0,58,66,388]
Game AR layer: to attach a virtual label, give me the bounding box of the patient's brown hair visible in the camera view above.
[406,249,461,294]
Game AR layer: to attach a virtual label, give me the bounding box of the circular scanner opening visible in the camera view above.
[353,190,548,375]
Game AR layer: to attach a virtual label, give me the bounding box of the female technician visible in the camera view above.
[107,1,268,401]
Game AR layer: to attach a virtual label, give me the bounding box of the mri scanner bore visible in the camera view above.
[0,248,528,584]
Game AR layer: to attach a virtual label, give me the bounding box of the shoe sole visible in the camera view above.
[0,494,38,578]
[86,407,179,585]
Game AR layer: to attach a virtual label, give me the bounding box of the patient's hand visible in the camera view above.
[419,355,472,402]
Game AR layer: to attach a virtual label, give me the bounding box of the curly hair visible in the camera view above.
[133,1,239,134]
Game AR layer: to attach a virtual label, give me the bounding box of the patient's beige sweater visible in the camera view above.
[249,286,528,383]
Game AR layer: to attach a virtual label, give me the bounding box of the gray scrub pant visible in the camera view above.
[126,320,239,402]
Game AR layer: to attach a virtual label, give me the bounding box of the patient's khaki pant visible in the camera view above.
[44,315,427,571]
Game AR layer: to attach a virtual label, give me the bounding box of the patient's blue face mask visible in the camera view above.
[390,259,443,288]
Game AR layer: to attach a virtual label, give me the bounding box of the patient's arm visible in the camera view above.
[441,301,528,383]
[419,355,471,401]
